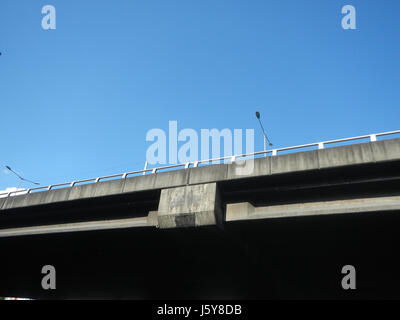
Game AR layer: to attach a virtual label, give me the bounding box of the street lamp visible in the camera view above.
[255,111,273,157]
[4,165,40,190]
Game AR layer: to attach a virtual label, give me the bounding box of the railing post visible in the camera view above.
[231,156,236,163]
[272,150,277,156]
[152,168,157,174]
[370,134,377,142]
[318,142,324,149]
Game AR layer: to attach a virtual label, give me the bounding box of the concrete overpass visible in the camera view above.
[1,133,400,299]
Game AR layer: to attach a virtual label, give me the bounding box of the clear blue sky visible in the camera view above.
[1,0,399,190]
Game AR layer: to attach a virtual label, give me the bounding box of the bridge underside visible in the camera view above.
[1,210,400,299]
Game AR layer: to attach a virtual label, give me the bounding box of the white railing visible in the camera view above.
[1,129,399,198]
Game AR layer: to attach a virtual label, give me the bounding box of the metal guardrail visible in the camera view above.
[1,129,400,198]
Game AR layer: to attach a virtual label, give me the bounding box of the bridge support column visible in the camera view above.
[157,182,223,229]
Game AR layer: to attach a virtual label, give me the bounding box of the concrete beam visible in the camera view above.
[153,169,189,189]
[123,174,157,193]
[41,188,71,204]
[0,213,158,238]
[92,179,126,198]
[122,170,189,194]
[157,183,223,229]
[226,196,400,221]
[227,157,271,180]
[68,183,96,201]
[188,163,229,184]
[271,150,319,174]
[318,143,374,169]
[371,139,400,162]
[1,191,46,210]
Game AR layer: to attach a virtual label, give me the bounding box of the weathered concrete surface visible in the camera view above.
[225,202,255,221]
[41,188,71,204]
[123,170,188,193]
[153,169,189,189]
[318,143,374,169]
[92,179,126,198]
[68,183,96,201]
[226,196,400,221]
[188,163,229,185]
[1,138,399,211]
[123,174,156,193]
[371,139,400,162]
[147,211,159,227]
[271,150,319,174]
[1,192,46,210]
[157,183,222,229]
[227,157,271,179]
